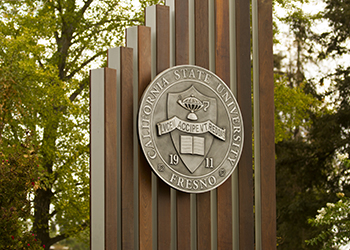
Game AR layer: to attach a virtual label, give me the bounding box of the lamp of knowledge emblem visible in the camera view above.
[138,65,244,193]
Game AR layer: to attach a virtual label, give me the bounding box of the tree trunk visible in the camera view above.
[33,118,63,249]
[33,188,54,250]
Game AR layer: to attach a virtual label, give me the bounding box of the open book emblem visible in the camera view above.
[157,86,225,173]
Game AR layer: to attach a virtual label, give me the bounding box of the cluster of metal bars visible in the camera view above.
[90,0,275,249]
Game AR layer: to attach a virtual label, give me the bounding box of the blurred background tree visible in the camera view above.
[0,0,161,249]
[274,0,350,249]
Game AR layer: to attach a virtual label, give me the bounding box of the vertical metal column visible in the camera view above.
[156,6,172,250]
[235,0,255,248]
[253,0,276,249]
[106,47,135,249]
[90,68,106,250]
[120,48,135,249]
[215,0,234,249]
[116,26,153,250]
[145,5,172,250]
[90,0,276,249]
[90,68,118,250]
[137,27,153,250]
[174,1,192,249]
[194,2,212,249]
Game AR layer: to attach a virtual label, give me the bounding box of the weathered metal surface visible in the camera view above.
[194,1,212,248]
[137,26,153,250]
[138,65,244,194]
[104,68,118,250]
[235,0,255,248]
[256,0,276,249]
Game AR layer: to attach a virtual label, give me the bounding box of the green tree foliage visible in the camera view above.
[274,2,333,249]
[277,65,350,248]
[0,138,43,249]
[274,75,319,143]
[274,0,350,249]
[0,0,159,249]
[319,0,350,58]
[306,67,350,248]
[307,191,350,249]
[306,0,350,248]
[0,11,51,249]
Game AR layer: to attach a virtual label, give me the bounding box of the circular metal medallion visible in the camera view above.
[138,65,244,193]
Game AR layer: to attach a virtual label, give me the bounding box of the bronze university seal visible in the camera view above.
[138,65,244,193]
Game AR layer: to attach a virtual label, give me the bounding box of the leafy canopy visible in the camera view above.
[0,0,160,249]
